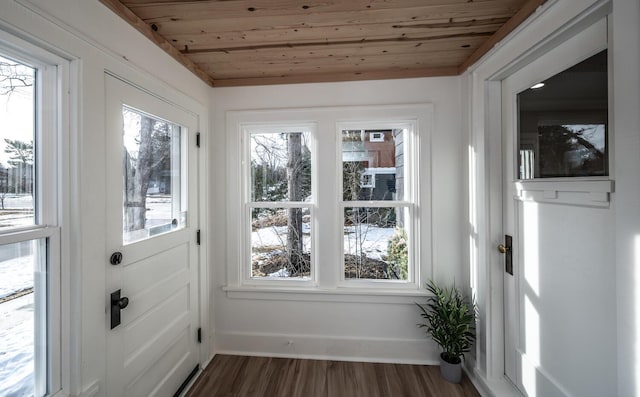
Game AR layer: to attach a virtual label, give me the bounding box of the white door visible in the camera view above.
[501,19,612,397]
[105,75,200,397]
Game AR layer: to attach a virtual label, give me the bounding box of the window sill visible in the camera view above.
[515,179,613,207]
[223,285,429,304]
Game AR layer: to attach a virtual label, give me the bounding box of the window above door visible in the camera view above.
[503,17,613,208]
[517,50,609,180]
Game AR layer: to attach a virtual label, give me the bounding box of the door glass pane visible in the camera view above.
[343,206,408,280]
[518,50,608,179]
[0,238,47,397]
[122,106,186,244]
[341,129,404,201]
[0,56,36,228]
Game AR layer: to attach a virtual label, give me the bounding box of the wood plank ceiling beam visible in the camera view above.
[100,0,550,87]
[99,0,216,86]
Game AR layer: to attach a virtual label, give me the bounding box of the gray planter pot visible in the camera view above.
[439,353,462,383]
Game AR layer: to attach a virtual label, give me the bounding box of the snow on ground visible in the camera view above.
[251,223,312,251]
[251,223,395,260]
[0,255,33,300]
[343,224,395,260]
[0,246,35,397]
[0,293,34,397]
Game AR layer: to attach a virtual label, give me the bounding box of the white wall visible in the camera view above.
[465,0,637,396]
[211,77,465,363]
[0,1,211,396]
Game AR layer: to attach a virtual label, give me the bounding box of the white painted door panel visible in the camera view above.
[501,19,614,397]
[105,74,199,397]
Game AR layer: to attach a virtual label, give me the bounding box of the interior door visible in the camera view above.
[501,20,608,397]
[105,74,200,397]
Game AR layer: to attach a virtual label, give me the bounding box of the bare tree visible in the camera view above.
[0,60,33,96]
[287,132,305,274]
[0,58,35,201]
[124,115,171,232]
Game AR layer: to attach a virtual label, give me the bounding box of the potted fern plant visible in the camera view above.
[417,280,476,383]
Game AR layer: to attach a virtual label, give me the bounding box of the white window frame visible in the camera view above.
[360,171,375,188]
[0,32,70,397]
[337,121,418,289]
[369,131,385,142]
[241,122,317,287]
[225,104,431,297]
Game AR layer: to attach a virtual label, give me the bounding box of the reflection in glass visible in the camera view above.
[518,50,608,179]
[341,129,403,201]
[0,56,36,229]
[250,207,311,279]
[343,207,408,280]
[537,124,606,177]
[122,107,185,244]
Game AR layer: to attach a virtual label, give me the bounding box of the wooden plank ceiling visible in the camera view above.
[100,0,546,87]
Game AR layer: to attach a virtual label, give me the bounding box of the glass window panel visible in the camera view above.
[250,207,311,279]
[343,207,408,280]
[0,238,47,397]
[122,106,186,244]
[0,56,36,229]
[518,50,608,179]
[341,129,403,201]
[250,131,311,202]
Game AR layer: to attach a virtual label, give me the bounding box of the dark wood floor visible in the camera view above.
[186,355,481,397]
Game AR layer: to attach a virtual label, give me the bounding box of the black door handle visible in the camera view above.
[501,235,513,276]
[117,296,129,309]
[110,289,129,329]
[110,251,123,265]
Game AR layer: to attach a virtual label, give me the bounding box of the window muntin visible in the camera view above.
[246,127,313,280]
[122,106,186,244]
[517,50,608,179]
[339,125,413,282]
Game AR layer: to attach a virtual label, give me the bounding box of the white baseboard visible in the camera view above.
[464,367,496,397]
[465,367,525,397]
[215,331,440,365]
